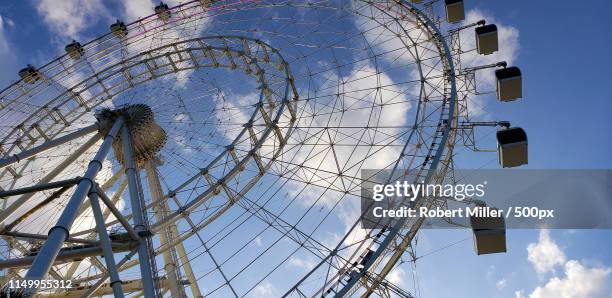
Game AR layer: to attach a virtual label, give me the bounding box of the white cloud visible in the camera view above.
[120,0,212,89]
[287,63,410,207]
[276,62,413,264]
[251,279,278,297]
[0,16,11,52]
[34,0,111,39]
[122,0,185,20]
[460,9,521,86]
[287,256,317,271]
[525,230,612,298]
[253,236,262,247]
[515,290,526,298]
[457,9,520,117]
[496,278,507,290]
[4,17,14,28]
[354,5,521,118]
[122,0,155,21]
[527,230,566,275]
[530,260,611,298]
[387,266,407,287]
[214,91,252,141]
[0,15,17,85]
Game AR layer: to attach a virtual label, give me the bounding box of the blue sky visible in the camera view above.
[405,1,612,297]
[0,1,610,297]
[409,1,612,297]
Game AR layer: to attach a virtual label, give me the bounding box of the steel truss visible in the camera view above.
[0,0,524,297]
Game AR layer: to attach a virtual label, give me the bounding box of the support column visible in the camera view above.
[88,185,125,298]
[171,227,203,297]
[144,160,184,298]
[121,122,157,298]
[66,179,128,280]
[23,118,124,297]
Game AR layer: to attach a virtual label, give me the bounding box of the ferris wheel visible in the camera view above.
[0,0,527,297]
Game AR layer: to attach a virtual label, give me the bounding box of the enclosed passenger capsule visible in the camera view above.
[110,20,128,38]
[496,127,528,168]
[470,201,506,255]
[445,0,465,23]
[475,24,498,55]
[19,65,42,84]
[155,2,171,22]
[65,41,84,60]
[495,66,522,101]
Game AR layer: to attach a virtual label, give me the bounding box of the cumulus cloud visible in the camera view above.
[122,0,185,21]
[355,5,521,118]
[524,230,612,298]
[0,16,11,53]
[387,266,407,287]
[34,0,111,39]
[120,0,212,89]
[253,235,262,247]
[496,278,507,290]
[0,15,18,85]
[287,63,410,206]
[527,230,566,275]
[530,260,611,298]
[460,9,520,88]
[287,255,317,271]
[251,279,278,297]
[122,0,155,21]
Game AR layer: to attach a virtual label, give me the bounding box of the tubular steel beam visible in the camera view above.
[144,160,190,297]
[120,122,157,298]
[88,185,125,298]
[0,231,98,245]
[461,61,507,73]
[0,123,99,170]
[80,249,139,298]
[0,177,80,198]
[144,160,185,298]
[0,243,134,269]
[42,277,186,298]
[348,1,459,297]
[75,167,125,220]
[1,185,72,232]
[96,185,140,241]
[65,178,128,280]
[22,118,124,296]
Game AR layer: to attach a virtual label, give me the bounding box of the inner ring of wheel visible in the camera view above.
[0,36,299,236]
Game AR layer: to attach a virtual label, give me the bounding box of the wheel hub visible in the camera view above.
[95,104,167,166]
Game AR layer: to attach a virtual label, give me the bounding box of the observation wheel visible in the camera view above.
[0,0,526,297]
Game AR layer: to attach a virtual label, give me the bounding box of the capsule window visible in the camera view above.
[155,3,171,22]
[445,0,465,23]
[65,41,84,60]
[359,249,374,266]
[475,24,498,55]
[496,127,528,168]
[19,65,42,84]
[111,21,128,39]
[495,66,522,101]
